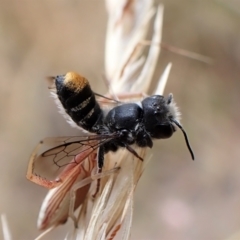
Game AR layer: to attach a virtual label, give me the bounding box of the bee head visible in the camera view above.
[142,94,177,139]
[142,94,194,160]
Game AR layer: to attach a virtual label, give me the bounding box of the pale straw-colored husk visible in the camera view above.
[1,214,12,240]
[65,1,171,240]
[33,1,171,240]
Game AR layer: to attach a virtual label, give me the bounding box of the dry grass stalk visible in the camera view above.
[65,1,169,240]
[34,1,170,239]
[1,214,12,240]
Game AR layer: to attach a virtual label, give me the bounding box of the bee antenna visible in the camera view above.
[171,119,195,160]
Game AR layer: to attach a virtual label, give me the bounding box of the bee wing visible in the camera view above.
[29,135,113,182]
[96,92,145,111]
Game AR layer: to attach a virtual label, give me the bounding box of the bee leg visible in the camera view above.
[92,168,102,199]
[126,145,144,161]
[97,146,105,169]
[92,146,105,198]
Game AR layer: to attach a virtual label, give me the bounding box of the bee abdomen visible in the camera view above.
[55,72,103,132]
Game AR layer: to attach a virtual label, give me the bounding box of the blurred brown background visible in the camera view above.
[0,0,240,239]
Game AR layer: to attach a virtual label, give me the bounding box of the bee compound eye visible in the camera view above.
[152,124,174,139]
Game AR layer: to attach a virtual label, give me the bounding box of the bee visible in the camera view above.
[27,72,194,230]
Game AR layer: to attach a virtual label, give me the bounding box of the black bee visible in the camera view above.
[52,72,194,170]
[27,72,194,230]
